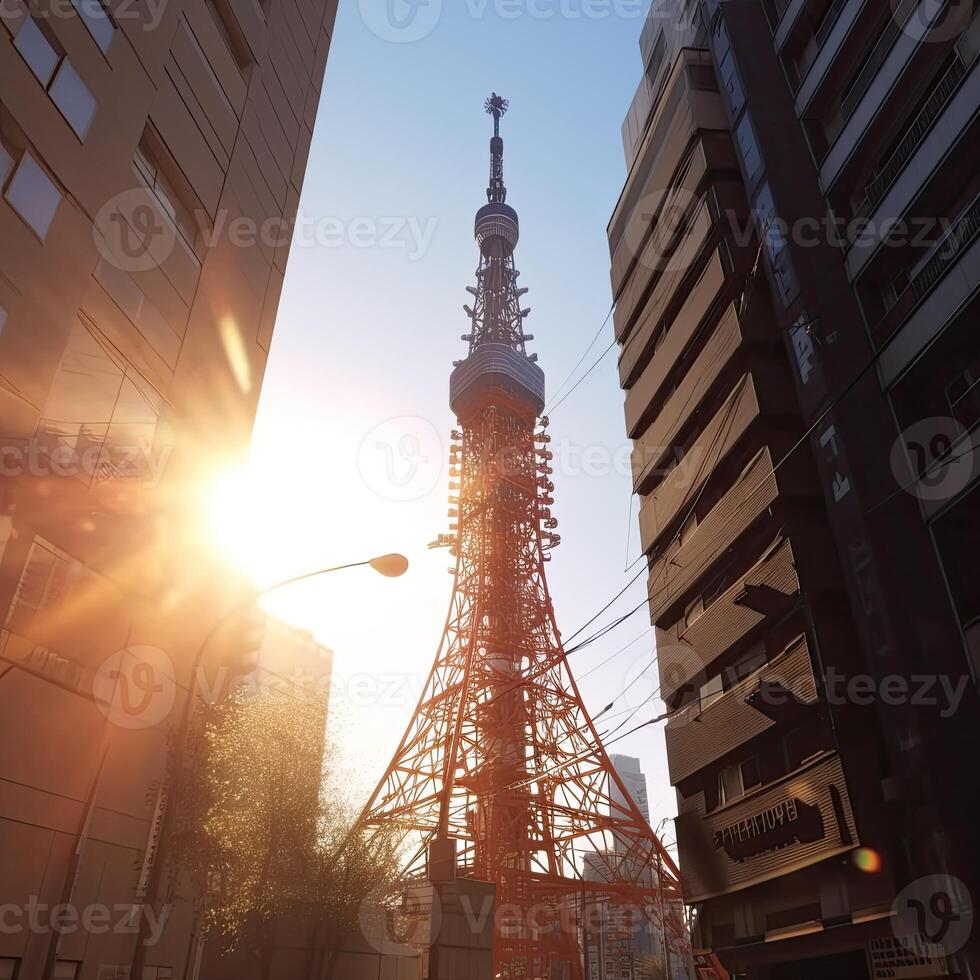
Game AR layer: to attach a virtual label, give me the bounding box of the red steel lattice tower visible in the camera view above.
[362,96,691,980]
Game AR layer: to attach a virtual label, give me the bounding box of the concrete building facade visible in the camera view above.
[0,0,338,975]
[610,1,980,977]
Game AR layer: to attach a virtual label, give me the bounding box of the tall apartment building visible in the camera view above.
[609,1,980,977]
[0,0,338,975]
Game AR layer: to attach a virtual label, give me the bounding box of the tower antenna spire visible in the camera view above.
[484,92,509,203]
[363,97,691,980]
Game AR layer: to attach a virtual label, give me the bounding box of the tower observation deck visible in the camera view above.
[361,95,694,980]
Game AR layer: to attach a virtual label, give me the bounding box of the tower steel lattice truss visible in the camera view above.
[363,96,691,980]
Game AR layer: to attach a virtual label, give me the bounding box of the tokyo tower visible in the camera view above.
[362,95,691,980]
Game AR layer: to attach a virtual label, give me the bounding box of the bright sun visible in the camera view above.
[208,467,267,581]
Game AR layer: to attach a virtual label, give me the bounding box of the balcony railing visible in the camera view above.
[861,55,967,214]
[839,0,918,121]
[815,0,850,48]
[911,192,980,301]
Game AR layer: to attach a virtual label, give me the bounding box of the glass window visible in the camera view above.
[0,141,13,188]
[206,0,251,71]
[97,376,161,479]
[72,0,114,52]
[37,319,123,456]
[718,764,740,805]
[49,60,97,139]
[6,538,81,632]
[932,483,980,632]
[945,359,980,432]
[4,152,62,240]
[713,23,745,117]
[740,757,761,791]
[784,724,825,770]
[735,114,763,186]
[754,182,800,307]
[133,132,199,248]
[53,964,79,980]
[13,17,60,86]
[0,959,18,980]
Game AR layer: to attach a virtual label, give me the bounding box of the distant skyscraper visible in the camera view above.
[610,754,651,825]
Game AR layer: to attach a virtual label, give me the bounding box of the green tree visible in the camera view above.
[170,688,402,980]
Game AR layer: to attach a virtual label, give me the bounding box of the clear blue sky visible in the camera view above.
[242,0,678,842]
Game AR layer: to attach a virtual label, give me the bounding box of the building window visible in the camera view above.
[6,538,84,633]
[755,182,799,307]
[698,642,768,714]
[932,483,980,644]
[71,0,115,52]
[12,16,97,139]
[206,0,251,72]
[784,724,825,771]
[713,23,745,118]
[133,130,201,250]
[142,969,174,980]
[0,140,13,187]
[36,319,162,484]
[0,959,19,980]
[53,963,80,979]
[946,360,980,432]
[735,113,763,187]
[644,31,667,88]
[718,757,760,806]
[4,152,62,240]
[49,60,97,138]
[13,16,60,86]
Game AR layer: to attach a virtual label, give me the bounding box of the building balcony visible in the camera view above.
[629,301,791,510]
[610,49,734,306]
[880,191,980,385]
[823,0,969,203]
[656,537,801,702]
[612,147,740,341]
[854,53,970,218]
[794,0,867,115]
[614,166,714,342]
[625,261,743,441]
[773,0,805,53]
[675,752,859,902]
[618,194,754,391]
[665,635,818,785]
[647,447,789,623]
[634,367,756,517]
